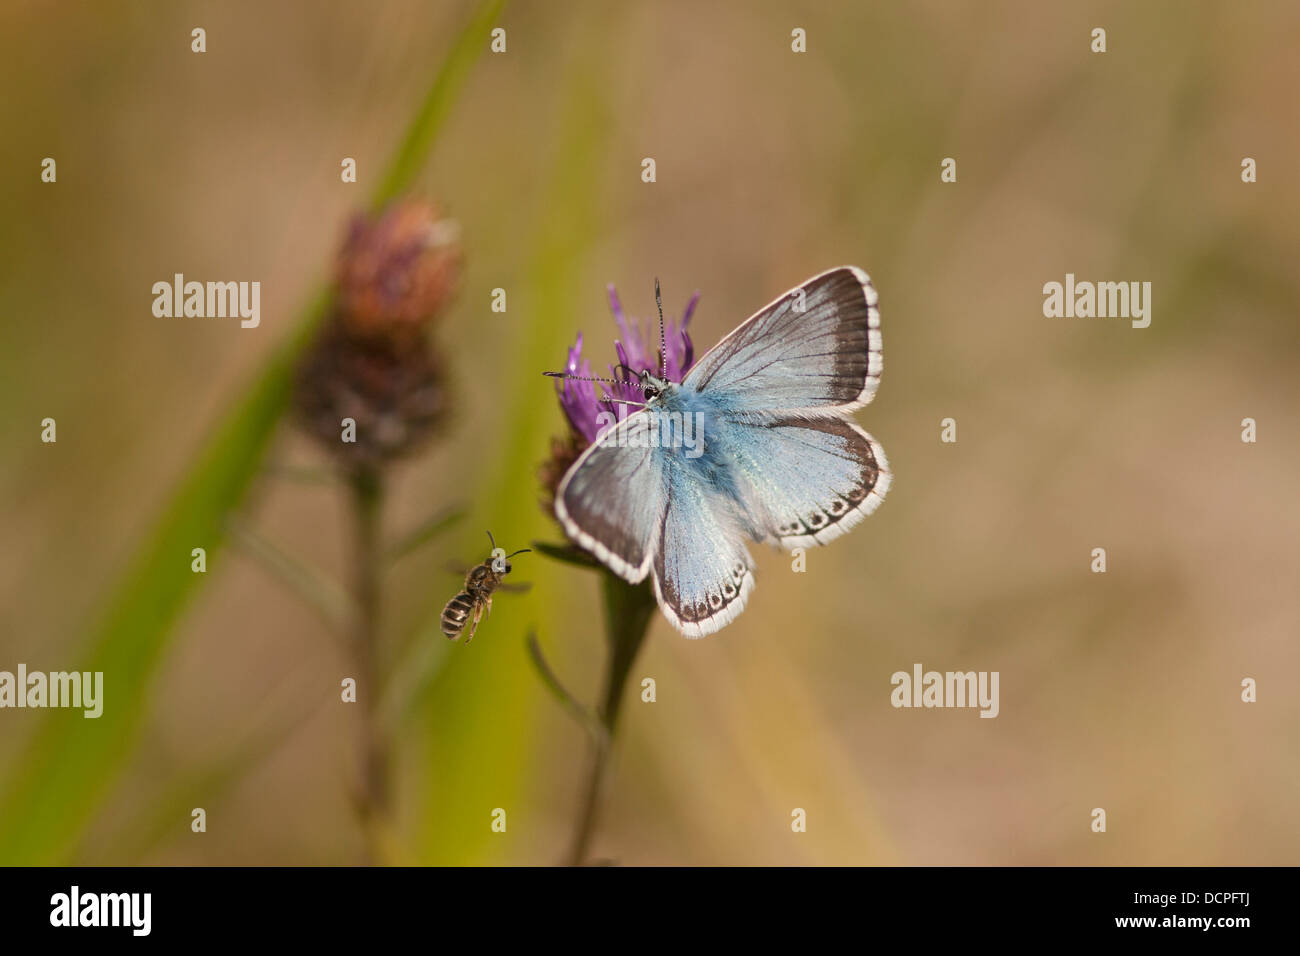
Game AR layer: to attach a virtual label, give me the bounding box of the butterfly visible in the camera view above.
[552,267,890,637]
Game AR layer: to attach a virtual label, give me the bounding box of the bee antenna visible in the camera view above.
[505,548,531,559]
[486,530,497,552]
[654,277,666,379]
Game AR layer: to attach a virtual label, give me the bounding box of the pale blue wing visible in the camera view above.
[682,266,881,415]
[722,415,890,550]
[651,471,755,638]
[555,412,665,583]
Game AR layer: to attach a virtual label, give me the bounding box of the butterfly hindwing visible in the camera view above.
[555,412,665,583]
[683,266,881,414]
[651,474,755,638]
[723,415,891,550]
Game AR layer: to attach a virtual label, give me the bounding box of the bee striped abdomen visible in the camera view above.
[441,591,476,638]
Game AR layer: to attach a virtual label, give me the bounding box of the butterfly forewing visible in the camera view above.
[683,266,881,415]
[555,412,665,583]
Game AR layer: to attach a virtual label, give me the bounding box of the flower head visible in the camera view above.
[553,285,699,444]
[294,199,460,472]
[295,318,448,471]
[335,199,462,344]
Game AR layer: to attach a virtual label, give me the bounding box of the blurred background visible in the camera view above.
[1,0,1297,865]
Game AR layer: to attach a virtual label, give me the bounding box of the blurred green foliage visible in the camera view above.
[0,0,507,865]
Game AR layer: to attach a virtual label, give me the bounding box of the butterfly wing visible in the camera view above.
[557,265,888,638]
[651,469,756,638]
[554,411,665,583]
[722,415,890,550]
[683,266,881,415]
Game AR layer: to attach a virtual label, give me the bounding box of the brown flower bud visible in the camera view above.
[335,199,462,344]
[294,315,449,471]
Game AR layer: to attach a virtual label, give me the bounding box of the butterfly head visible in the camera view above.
[542,277,697,426]
[636,369,671,404]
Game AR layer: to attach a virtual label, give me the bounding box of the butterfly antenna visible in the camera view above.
[654,277,667,379]
[543,370,625,388]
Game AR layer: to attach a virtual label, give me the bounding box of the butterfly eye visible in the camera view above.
[643,385,660,400]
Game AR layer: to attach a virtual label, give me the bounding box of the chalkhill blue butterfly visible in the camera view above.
[550,267,890,637]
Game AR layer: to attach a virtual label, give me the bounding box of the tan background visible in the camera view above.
[0,0,1297,864]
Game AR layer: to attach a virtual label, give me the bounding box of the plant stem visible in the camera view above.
[565,573,655,866]
[349,465,389,862]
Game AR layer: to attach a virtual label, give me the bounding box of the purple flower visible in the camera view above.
[554,285,699,444]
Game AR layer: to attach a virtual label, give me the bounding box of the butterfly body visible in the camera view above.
[555,267,890,637]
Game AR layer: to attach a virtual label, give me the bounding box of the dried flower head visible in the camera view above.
[294,199,460,471]
[295,317,449,470]
[335,199,462,344]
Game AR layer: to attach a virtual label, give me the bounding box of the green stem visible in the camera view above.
[565,574,655,866]
[349,466,389,861]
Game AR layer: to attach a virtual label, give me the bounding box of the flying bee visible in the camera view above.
[440,532,531,643]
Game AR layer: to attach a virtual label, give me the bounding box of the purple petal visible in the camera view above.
[552,285,704,446]
[681,291,700,328]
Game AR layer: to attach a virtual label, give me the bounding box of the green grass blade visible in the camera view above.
[372,0,507,211]
[83,679,329,864]
[0,305,324,864]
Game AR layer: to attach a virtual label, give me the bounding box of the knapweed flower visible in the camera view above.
[294,199,460,471]
[540,285,698,513]
[554,285,699,444]
[538,283,699,864]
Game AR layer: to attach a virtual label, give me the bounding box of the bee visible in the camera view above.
[440,532,531,643]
